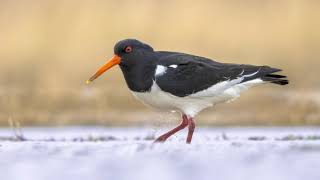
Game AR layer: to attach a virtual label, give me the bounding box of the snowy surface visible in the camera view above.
[0,127,320,180]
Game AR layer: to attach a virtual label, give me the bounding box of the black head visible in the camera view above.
[114,39,153,56]
[87,39,155,83]
[114,39,155,69]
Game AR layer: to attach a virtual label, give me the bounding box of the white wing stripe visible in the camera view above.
[242,69,260,78]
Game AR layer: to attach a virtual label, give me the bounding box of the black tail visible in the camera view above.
[261,73,289,85]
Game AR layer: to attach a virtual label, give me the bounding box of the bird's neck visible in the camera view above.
[119,61,157,92]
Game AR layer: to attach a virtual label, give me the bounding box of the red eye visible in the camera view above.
[124,46,132,53]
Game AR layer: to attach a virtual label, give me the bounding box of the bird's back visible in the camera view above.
[154,51,288,97]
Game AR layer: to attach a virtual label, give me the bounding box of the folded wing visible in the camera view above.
[155,52,288,97]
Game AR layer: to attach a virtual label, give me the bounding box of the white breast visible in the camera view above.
[131,82,212,117]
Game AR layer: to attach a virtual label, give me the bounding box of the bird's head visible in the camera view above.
[87,39,154,83]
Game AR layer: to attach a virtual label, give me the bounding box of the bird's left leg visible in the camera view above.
[186,116,195,144]
[154,114,189,143]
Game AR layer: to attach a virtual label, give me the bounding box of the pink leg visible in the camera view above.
[186,117,195,144]
[154,114,189,143]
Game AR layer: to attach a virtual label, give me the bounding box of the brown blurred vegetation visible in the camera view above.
[0,0,319,126]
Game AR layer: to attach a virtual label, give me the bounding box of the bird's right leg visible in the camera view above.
[154,114,189,143]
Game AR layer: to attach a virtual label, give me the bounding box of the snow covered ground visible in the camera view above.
[0,127,320,180]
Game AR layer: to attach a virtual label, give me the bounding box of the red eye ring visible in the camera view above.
[124,46,132,53]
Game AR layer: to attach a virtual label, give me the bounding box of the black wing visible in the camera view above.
[155,52,287,97]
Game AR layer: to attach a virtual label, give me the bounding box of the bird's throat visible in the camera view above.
[119,63,156,92]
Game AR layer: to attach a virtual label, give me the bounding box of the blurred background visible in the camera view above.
[0,0,319,126]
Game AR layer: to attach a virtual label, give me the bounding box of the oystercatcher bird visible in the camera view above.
[87,39,288,144]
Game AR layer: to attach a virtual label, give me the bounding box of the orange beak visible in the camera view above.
[86,55,121,84]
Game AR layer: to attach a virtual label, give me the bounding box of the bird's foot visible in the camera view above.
[154,135,168,143]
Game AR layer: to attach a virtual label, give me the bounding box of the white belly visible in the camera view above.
[131,79,263,117]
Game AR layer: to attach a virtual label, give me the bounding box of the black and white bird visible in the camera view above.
[87,39,288,144]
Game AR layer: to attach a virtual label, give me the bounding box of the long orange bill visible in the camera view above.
[86,55,121,84]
